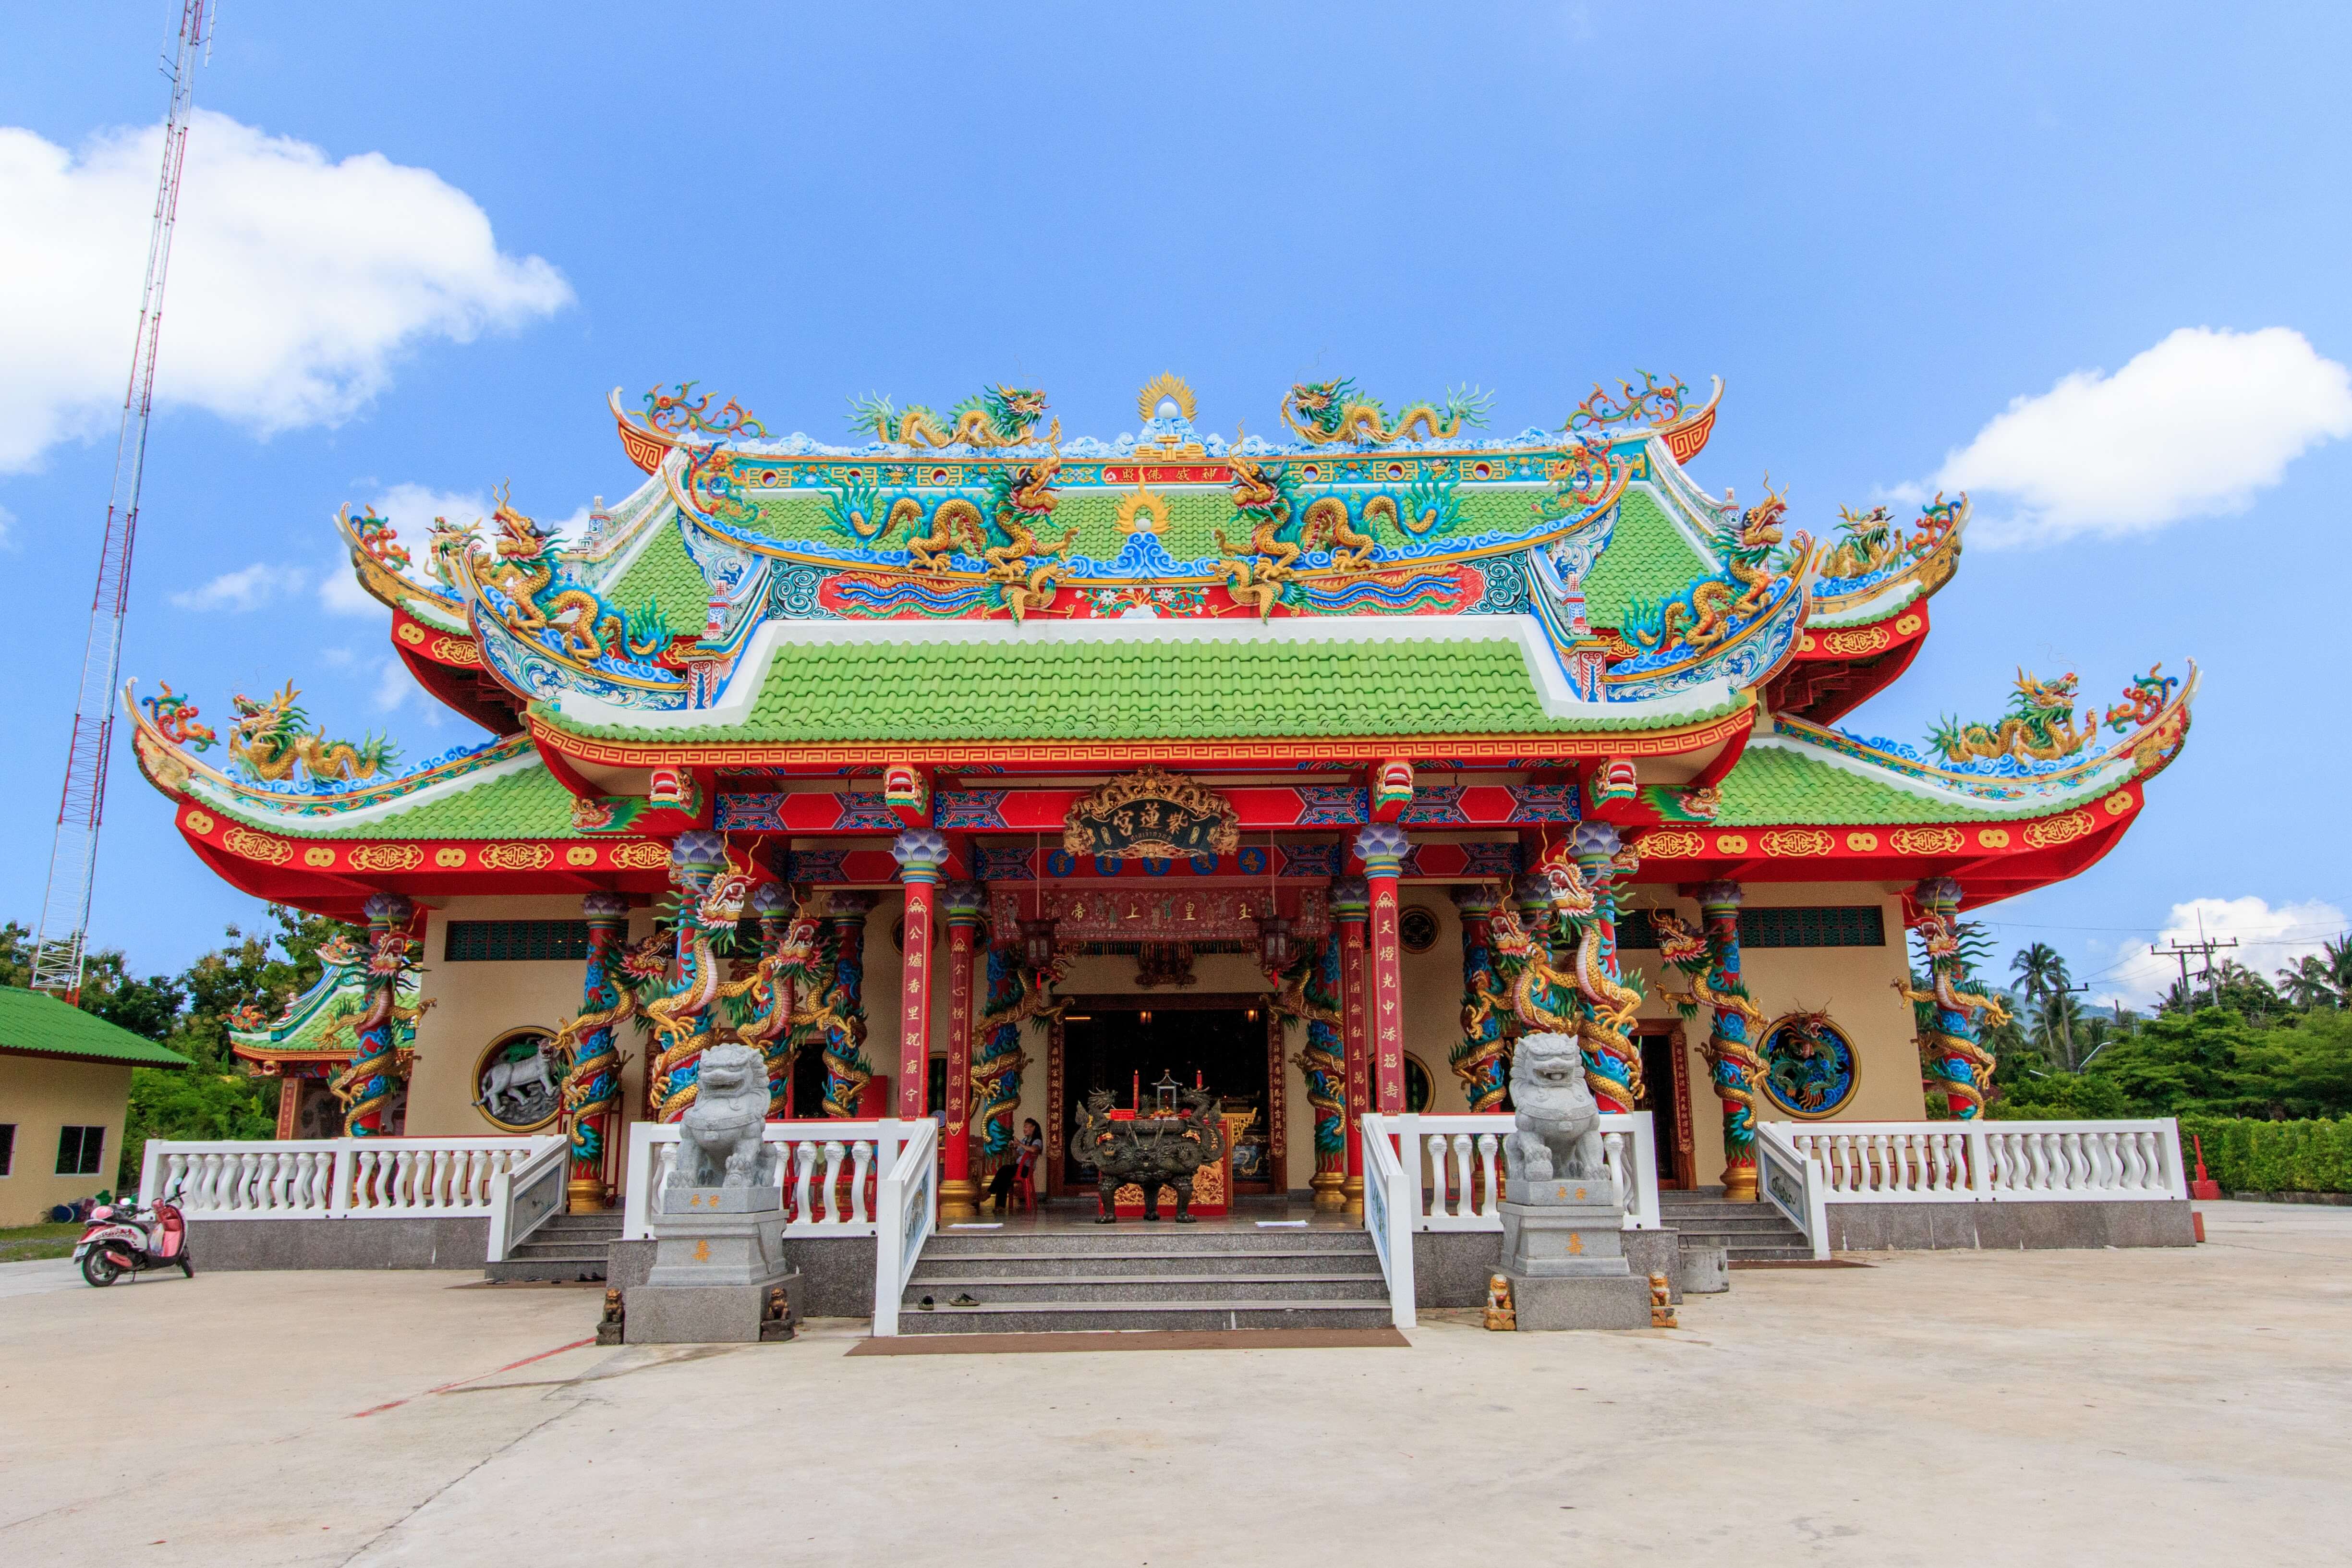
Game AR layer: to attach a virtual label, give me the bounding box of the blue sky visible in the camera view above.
[4,1,2349,1004]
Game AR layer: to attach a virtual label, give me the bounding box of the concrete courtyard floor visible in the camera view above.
[2,1200,2344,1566]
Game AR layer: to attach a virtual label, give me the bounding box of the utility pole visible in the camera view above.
[30,1,213,999]
[2153,936,2237,1008]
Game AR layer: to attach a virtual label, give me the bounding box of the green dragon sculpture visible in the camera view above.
[1279,379,1491,446]
[849,386,1058,449]
[1624,490,1803,656]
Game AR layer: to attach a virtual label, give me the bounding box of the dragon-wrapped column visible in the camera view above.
[1910,876,1999,1119]
[970,940,1031,1179]
[1286,931,1348,1211]
[938,880,988,1220]
[1452,883,1509,1113]
[342,892,414,1137]
[560,891,631,1211]
[1331,875,1371,1215]
[1694,881,1766,1201]
[1570,822,1641,1115]
[743,882,802,1117]
[822,892,878,1117]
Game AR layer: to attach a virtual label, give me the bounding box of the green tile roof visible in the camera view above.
[1584,486,1713,631]
[0,987,191,1068]
[1713,743,2040,826]
[553,639,1729,744]
[196,758,588,841]
[604,523,710,640]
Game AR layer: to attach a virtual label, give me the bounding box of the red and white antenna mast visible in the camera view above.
[32,0,214,999]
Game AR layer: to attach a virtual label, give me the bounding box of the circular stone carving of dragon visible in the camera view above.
[666,1041,777,1201]
[1503,1033,1607,1186]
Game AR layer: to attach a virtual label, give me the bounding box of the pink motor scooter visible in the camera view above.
[73,1194,194,1287]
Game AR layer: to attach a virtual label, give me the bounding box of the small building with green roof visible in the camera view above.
[0,986,189,1224]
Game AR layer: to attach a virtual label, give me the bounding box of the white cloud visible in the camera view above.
[2093,895,2350,1008]
[169,560,305,611]
[0,110,571,473]
[320,482,490,616]
[370,656,420,714]
[1933,328,2352,546]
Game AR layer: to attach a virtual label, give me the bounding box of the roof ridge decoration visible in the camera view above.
[1807,493,1970,628]
[226,928,423,1065]
[127,680,536,818]
[1776,661,2197,804]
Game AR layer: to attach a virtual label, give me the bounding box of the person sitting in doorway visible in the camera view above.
[987,1118,1044,1213]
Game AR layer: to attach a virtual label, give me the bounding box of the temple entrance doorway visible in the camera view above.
[1056,994,1278,1197]
[1634,1022,1695,1190]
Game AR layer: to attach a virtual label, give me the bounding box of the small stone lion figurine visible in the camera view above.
[1649,1273,1676,1328]
[1503,1032,1606,1184]
[671,1041,775,1193]
[1483,1273,1516,1331]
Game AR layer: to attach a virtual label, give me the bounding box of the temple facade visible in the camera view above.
[129,372,2194,1218]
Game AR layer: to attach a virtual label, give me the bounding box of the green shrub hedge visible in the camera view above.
[2176,1116,2352,1194]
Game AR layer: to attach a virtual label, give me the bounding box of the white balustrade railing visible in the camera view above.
[1359,1113,1418,1330]
[486,1138,571,1262]
[870,1119,939,1338]
[1765,1118,2187,1204]
[1390,1112,1662,1232]
[618,1119,913,1241]
[1756,1123,1830,1260]
[139,1137,556,1219]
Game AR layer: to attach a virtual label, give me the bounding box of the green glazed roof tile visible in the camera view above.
[553,638,1735,744]
[1584,487,1711,631]
[1712,744,2040,826]
[0,986,192,1068]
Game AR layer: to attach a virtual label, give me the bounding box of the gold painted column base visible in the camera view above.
[1721,1163,1758,1203]
[1341,1174,1364,1217]
[566,1177,608,1215]
[938,1178,983,1222]
[1310,1168,1347,1211]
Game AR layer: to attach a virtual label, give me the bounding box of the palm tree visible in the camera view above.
[2277,954,2340,1012]
[2032,989,2090,1072]
[2159,976,2197,1016]
[2011,941,2066,1006]
[2323,936,2352,997]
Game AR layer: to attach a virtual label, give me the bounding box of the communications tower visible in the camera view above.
[31,0,215,998]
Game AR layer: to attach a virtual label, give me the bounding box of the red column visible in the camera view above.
[1331,875,1371,1215]
[1355,826,1410,1116]
[890,829,947,1124]
[938,879,987,1219]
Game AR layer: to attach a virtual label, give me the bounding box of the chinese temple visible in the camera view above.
[127,371,2194,1220]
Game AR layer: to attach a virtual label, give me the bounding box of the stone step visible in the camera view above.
[485,1255,610,1283]
[923,1229,1372,1257]
[1728,1249,1820,1264]
[911,1247,1378,1278]
[897,1299,1395,1334]
[904,1272,1387,1305]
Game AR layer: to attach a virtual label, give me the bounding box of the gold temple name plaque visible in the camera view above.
[1063,766,1241,861]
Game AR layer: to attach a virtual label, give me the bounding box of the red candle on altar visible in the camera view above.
[1195,1069,1202,1088]
[1133,1069,1140,1108]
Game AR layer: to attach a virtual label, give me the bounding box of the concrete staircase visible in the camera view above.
[899,1226,1393,1334]
[1660,1189,1812,1263]
[485,1212,621,1283]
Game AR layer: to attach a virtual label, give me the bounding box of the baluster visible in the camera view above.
[1476,1133,1500,1217]
[1450,1134,1474,1217]
[288,1151,312,1211]
[821,1142,847,1223]
[1423,1135,1447,1216]
[166,1153,192,1209]
[1827,1136,1852,1194]
[850,1141,874,1223]
[1892,1133,1916,1193]
[2124,1131,2151,1190]
[791,1143,815,1222]
[1603,1130,1626,1197]
[2058,1132,2081,1191]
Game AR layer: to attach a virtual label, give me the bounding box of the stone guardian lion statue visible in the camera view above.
[668,1041,776,1197]
[1503,1032,1607,1184]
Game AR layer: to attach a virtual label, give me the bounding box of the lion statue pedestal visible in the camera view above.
[626,1043,802,1345]
[1496,1033,1650,1331]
